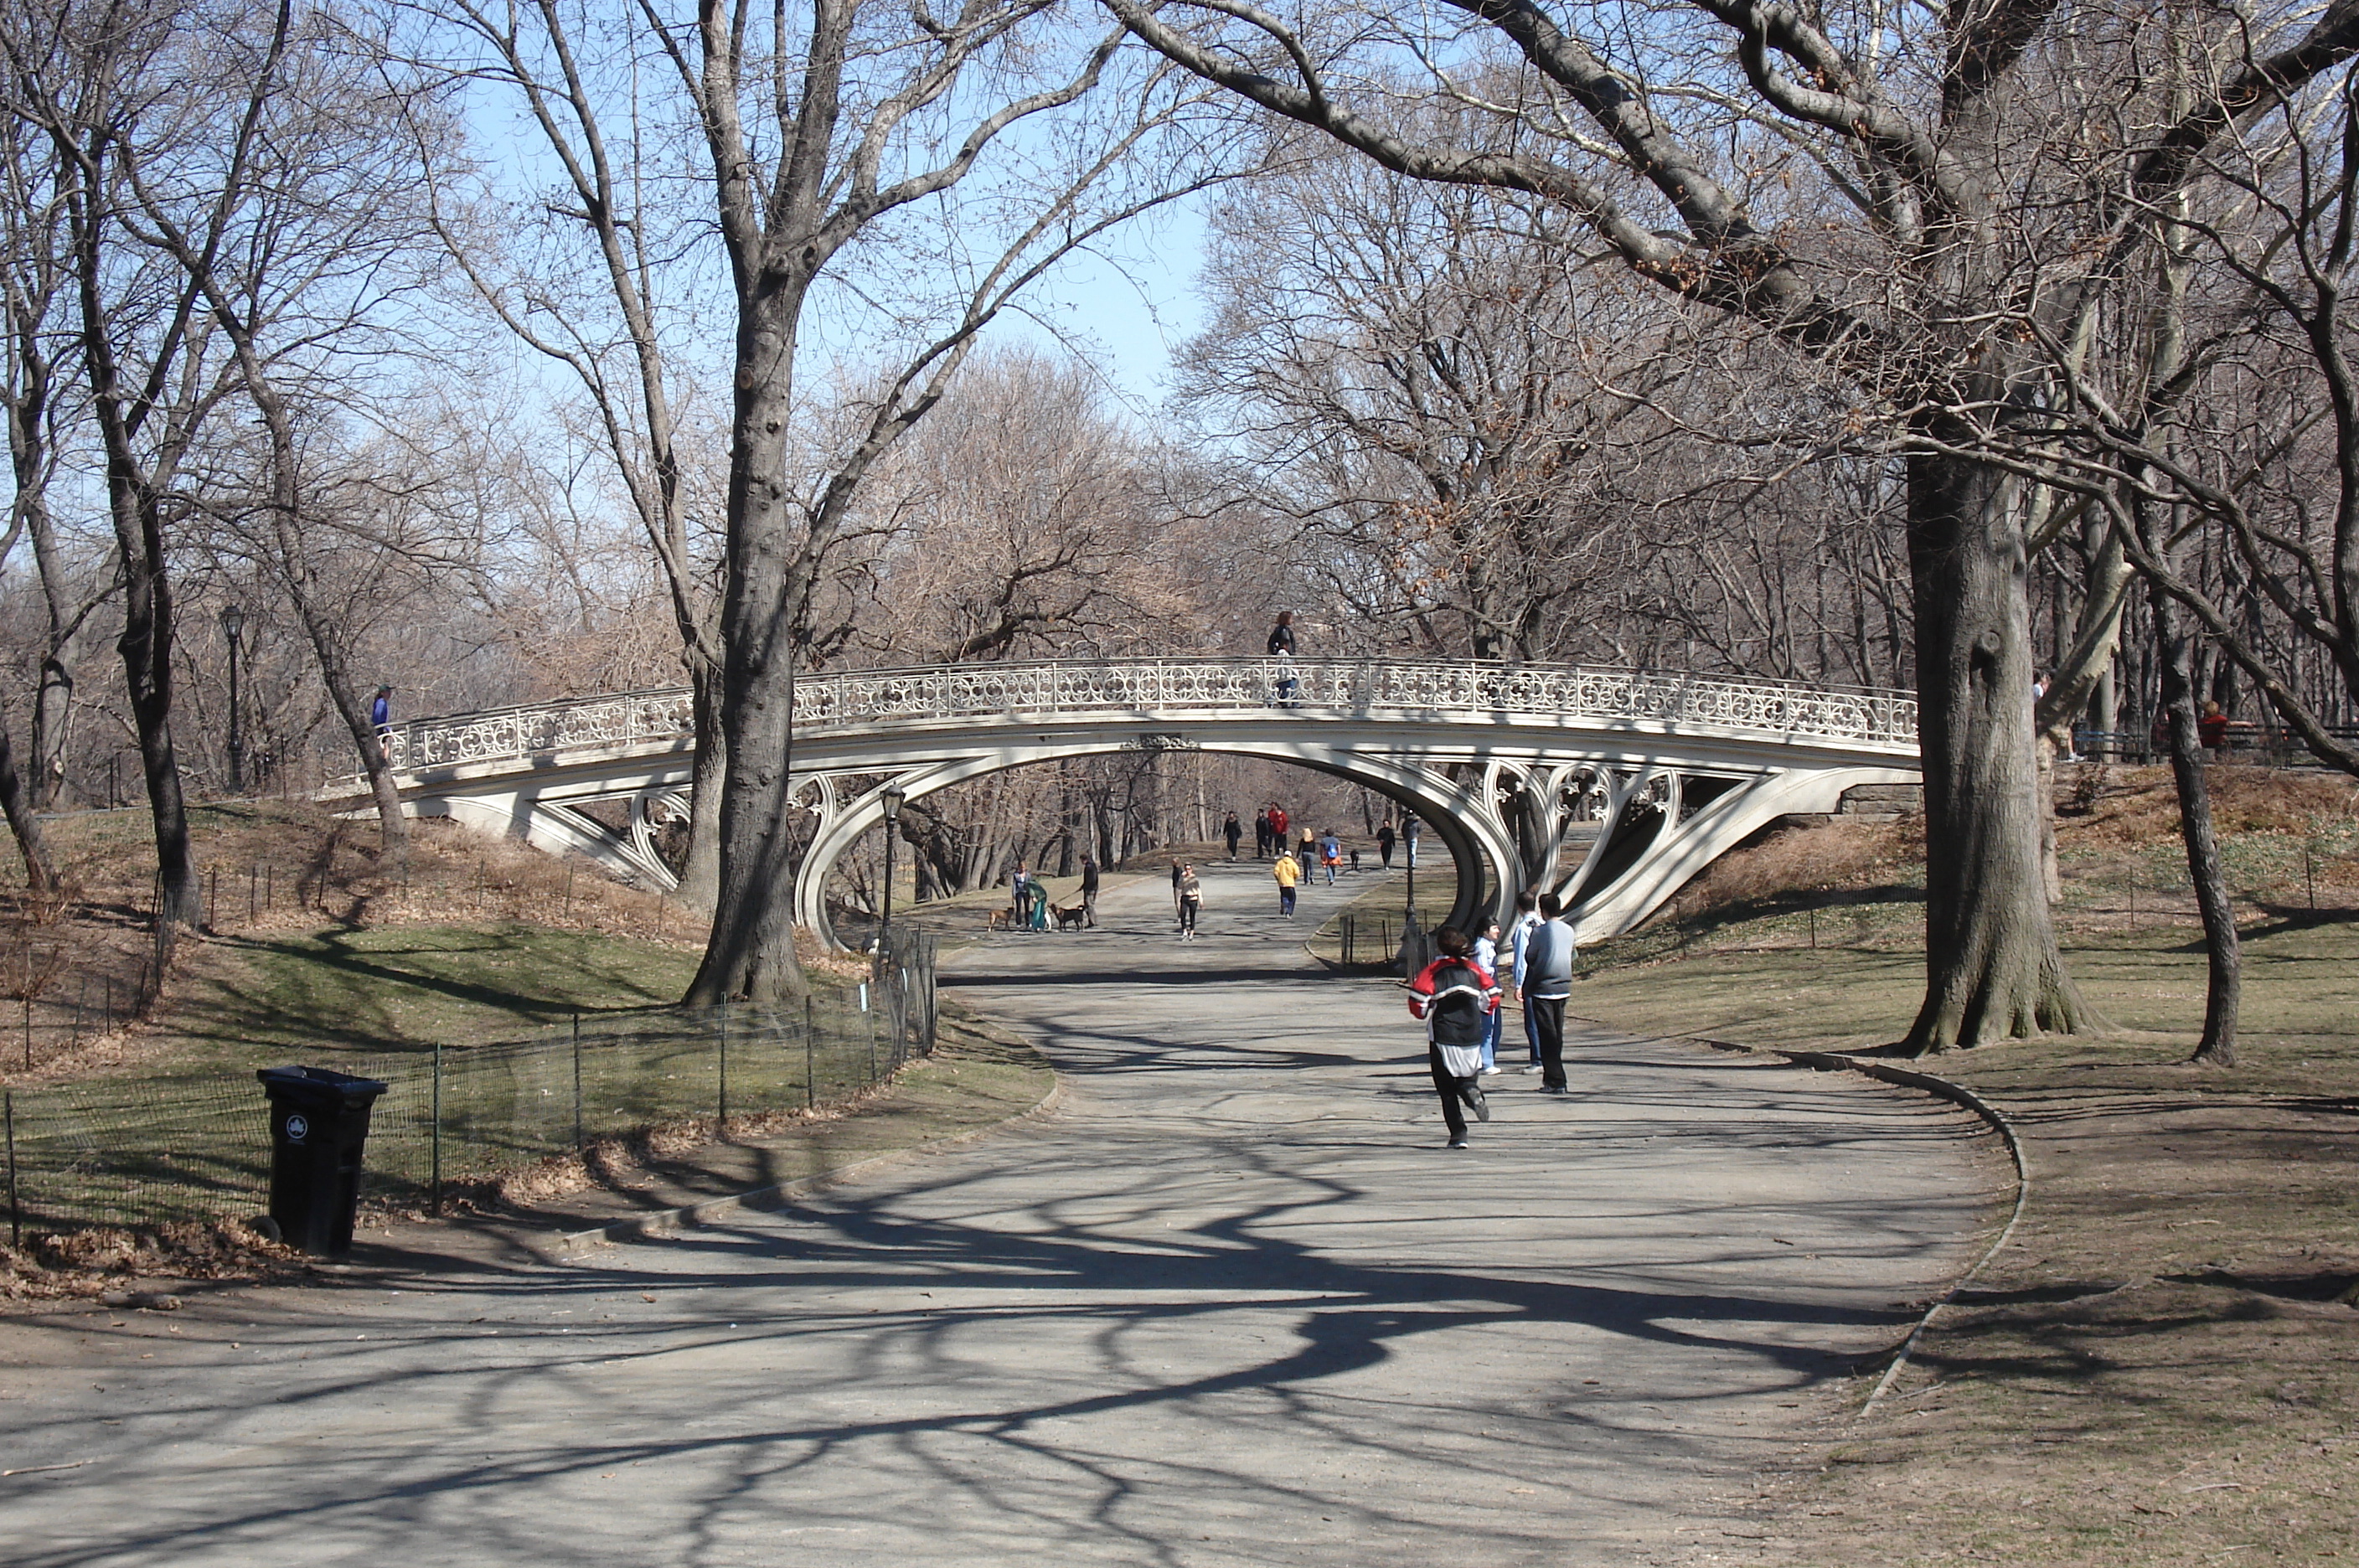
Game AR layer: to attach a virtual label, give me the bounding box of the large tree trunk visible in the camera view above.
[1903,450,2092,1050]
[675,662,725,914]
[2150,559,2240,1065]
[112,490,201,927]
[30,654,73,808]
[687,287,813,1005]
[0,718,59,908]
[299,613,410,875]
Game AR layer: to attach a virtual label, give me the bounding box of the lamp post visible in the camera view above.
[1402,813,1421,932]
[880,783,906,961]
[219,606,246,795]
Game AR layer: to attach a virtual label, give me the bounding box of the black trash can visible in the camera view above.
[256,1066,390,1256]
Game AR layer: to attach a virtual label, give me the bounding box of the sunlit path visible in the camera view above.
[0,864,1995,1566]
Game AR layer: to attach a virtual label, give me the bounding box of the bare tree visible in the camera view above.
[396,0,734,908]
[1109,0,2359,1049]
[581,2,1231,1003]
[3,0,306,925]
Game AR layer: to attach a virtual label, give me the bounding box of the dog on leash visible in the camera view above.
[1049,901,1087,932]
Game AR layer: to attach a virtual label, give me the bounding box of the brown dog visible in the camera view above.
[986,906,1015,932]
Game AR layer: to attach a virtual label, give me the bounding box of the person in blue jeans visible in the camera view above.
[1471,919,1505,1075]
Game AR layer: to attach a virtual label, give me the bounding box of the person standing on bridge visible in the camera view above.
[1518,894,1578,1094]
[1224,811,1242,860]
[1407,925,1496,1149]
[1267,611,1299,706]
[1177,864,1203,938]
[1272,846,1301,917]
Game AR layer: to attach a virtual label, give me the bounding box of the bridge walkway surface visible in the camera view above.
[0,864,1996,1566]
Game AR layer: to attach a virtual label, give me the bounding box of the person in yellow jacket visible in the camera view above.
[1272,849,1302,918]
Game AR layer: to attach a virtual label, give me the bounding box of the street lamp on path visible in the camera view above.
[1402,813,1421,932]
[880,783,906,961]
[219,606,246,795]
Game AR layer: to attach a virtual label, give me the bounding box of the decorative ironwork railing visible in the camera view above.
[384,658,1919,775]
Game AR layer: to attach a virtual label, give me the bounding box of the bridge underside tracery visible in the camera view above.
[377,658,1920,948]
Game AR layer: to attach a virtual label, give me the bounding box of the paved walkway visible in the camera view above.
[0,864,1995,1565]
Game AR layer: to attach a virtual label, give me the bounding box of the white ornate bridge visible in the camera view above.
[371,657,1920,945]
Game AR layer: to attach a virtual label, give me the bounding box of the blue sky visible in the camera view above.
[996,195,1211,412]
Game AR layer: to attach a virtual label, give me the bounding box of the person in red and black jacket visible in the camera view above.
[1407,926,1500,1149]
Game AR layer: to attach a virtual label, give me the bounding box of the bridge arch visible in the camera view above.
[792,739,1520,943]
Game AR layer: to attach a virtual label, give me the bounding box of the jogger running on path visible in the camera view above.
[1407,925,1500,1149]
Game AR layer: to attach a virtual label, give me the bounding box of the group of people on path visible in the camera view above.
[1406,891,1578,1148]
[1006,857,1102,931]
[1267,829,1351,914]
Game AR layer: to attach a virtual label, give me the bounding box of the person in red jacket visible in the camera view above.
[1407,926,1500,1149]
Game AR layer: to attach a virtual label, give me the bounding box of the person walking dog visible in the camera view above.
[1407,926,1498,1149]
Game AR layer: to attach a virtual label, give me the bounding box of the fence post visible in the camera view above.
[804,994,816,1110]
[571,1011,584,1152]
[6,1090,18,1249]
[431,1040,444,1215]
[208,868,217,931]
[717,1006,729,1130]
[21,993,29,1071]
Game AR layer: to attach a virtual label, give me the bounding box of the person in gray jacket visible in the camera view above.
[1517,893,1578,1094]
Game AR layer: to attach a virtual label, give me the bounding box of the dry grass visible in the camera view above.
[1670,814,1923,923]
[0,804,867,1088]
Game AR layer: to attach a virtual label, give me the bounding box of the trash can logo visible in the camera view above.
[284,1113,311,1143]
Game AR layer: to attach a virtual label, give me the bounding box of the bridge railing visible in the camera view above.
[385,658,1918,775]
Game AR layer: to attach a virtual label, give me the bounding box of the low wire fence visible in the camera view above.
[3,935,937,1239]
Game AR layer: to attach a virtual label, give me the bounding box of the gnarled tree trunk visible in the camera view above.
[1903,448,2092,1050]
